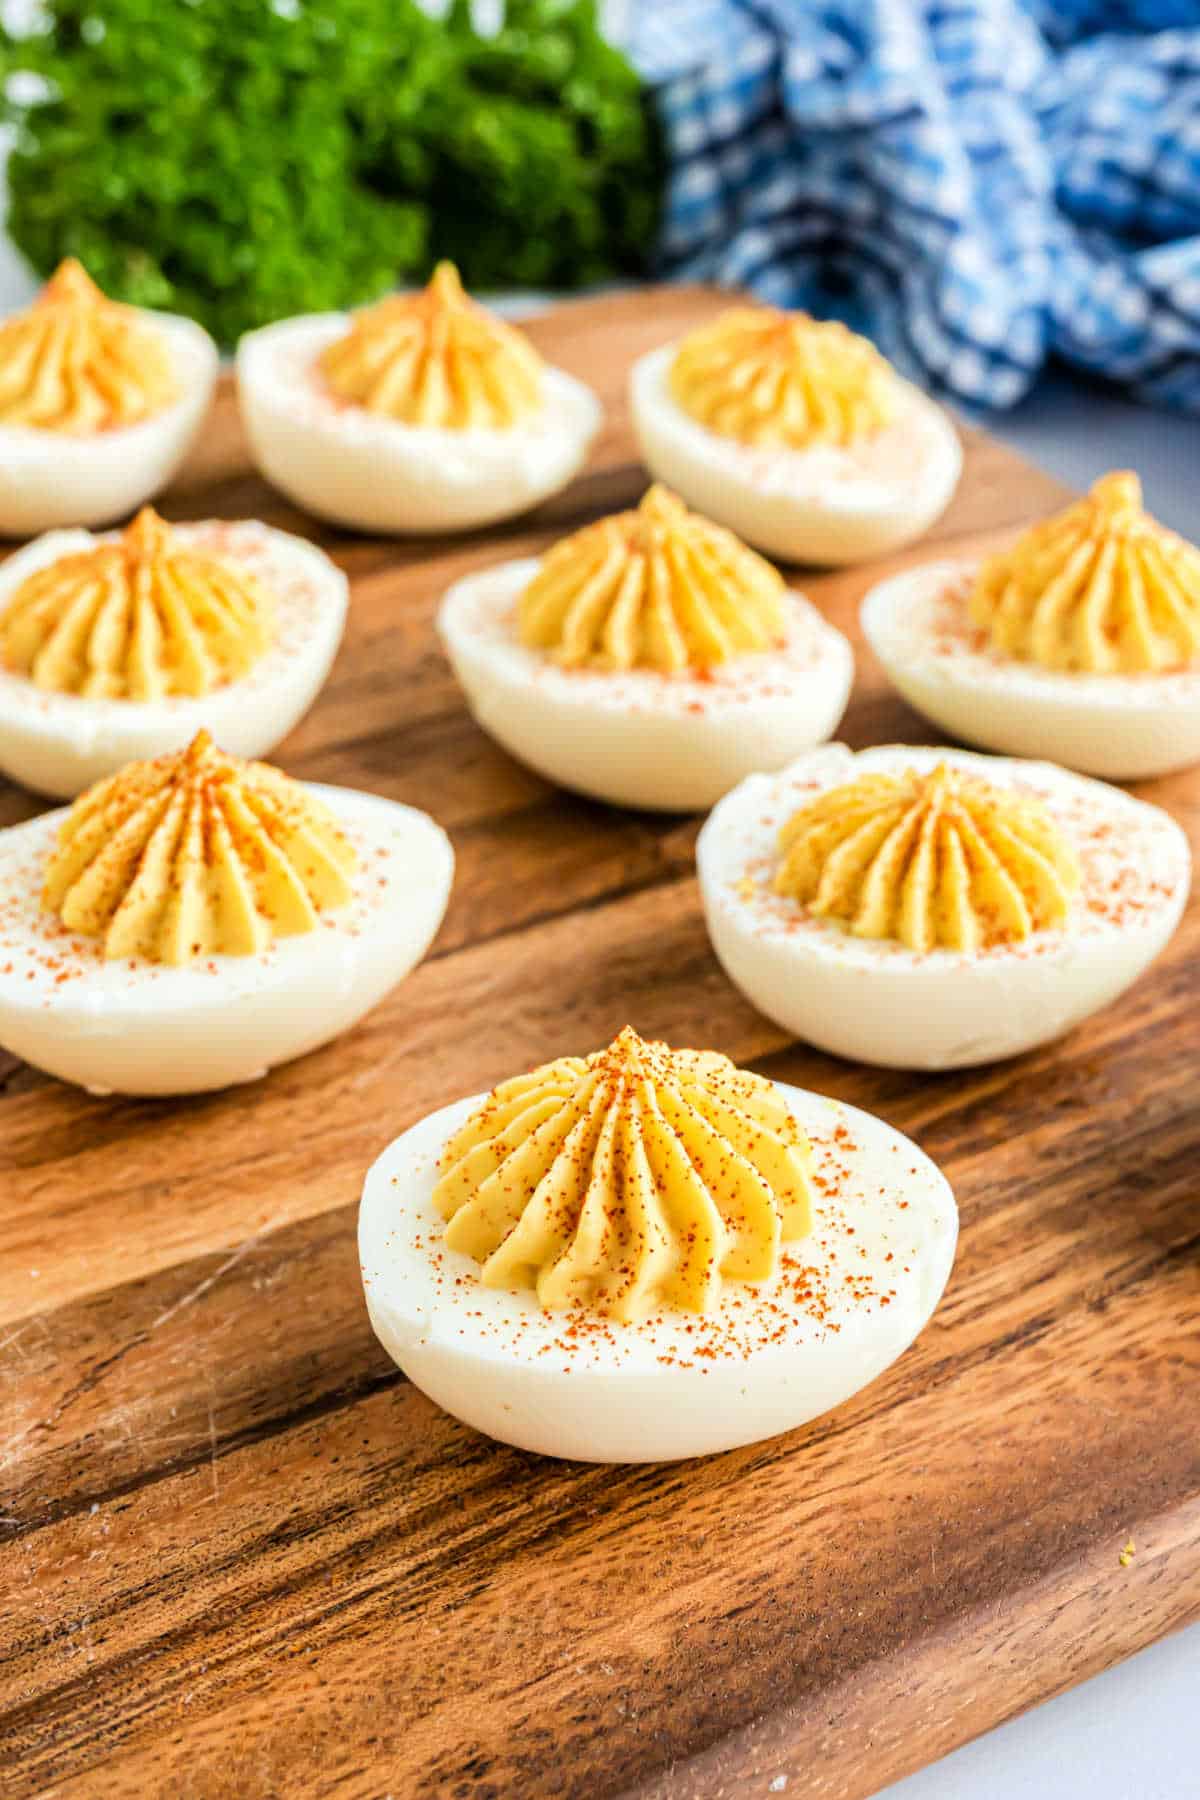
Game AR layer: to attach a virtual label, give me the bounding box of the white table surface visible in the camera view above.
[0,235,1193,1796]
[976,367,1199,539]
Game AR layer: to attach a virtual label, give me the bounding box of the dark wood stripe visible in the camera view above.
[4,970,1197,1542]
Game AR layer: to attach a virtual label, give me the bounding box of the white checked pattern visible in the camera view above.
[628,0,1200,412]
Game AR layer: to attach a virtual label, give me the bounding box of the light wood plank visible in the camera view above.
[1,285,1197,1800]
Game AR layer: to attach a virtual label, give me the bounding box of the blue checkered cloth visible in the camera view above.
[628,0,1200,412]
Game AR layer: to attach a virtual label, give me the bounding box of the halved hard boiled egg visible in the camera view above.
[0,260,217,536]
[0,731,453,1094]
[630,304,962,566]
[438,484,853,810]
[864,472,1200,778]
[0,506,348,797]
[359,1027,957,1462]
[237,262,601,534]
[698,743,1189,1070]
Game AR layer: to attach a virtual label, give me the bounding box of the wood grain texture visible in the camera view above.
[1,286,1198,1800]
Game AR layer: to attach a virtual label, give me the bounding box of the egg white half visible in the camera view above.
[438,556,854,810]
[236,315,602,534]
[0,519,348,798]
[629,345,963,567]
[359,1080,957,1463]
[863,559,1200,779]
[697,743,1190,1071]
[0,785,453,1095]
[0,310,218,538]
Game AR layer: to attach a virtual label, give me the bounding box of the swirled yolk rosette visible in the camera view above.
[969,472,1200,675]
[773,763,1080,954]
[630,302,962,567]
[437,481,854,809]
[0,258,217,540]
[41,730,356,965]
[358,1015,960,1459]
[0,745,452,1096]
[517,484,786,672]
[319,261,544,430]
[860,469,1200,780]
[1,508,274,700]
[0,259,179,435]
[696,744,1188,1069]
[238,260,599,533]
[432,1026,814,1322]
[668,305,898,450]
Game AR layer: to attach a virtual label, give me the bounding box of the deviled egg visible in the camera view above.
[698,744,1189,1070]
[0,731,453,1094]
[0,505,348,797]
[237,261,601,534]
[863,472,1200,778]
[359,1026,957,1462]
[0,259,217,535]
[438,484,853,810]
[630,303,962,566]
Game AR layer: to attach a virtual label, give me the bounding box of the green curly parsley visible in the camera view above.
[0,0,661,344]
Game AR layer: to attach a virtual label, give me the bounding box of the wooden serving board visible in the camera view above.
[2,287,1198,1800]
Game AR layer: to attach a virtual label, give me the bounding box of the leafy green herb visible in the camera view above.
[0,0,660,344]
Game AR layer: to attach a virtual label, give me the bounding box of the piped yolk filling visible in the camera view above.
[518,484,786,672]
[774,764,1080,953]
[669,306,897,450]
[319,261,544,429]
[0,259,178,434]
[969,472,1200,675]
[1,508,274,699]
[432,1026,814,1322]
[42,730,356,965]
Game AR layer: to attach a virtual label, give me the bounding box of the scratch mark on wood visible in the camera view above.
[152,1215,287,1334]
